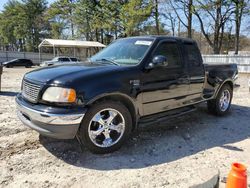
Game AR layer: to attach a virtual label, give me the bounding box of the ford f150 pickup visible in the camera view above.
[16,36,239,153]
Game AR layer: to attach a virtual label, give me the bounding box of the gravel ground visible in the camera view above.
[0,67,250,188]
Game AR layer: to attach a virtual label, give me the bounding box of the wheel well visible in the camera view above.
[214,80,233,98]
[89,95,138,130]
[223,81,233,90]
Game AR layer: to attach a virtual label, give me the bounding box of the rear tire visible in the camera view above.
[78,100,133,154]
[207,84,233,116]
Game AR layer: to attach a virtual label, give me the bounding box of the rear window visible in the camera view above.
[58,58,70,61]
[70,58,78,61]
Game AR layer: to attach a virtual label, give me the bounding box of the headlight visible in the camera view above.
[42,87,76,103]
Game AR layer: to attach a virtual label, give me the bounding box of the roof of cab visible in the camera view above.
[125,35,196,43]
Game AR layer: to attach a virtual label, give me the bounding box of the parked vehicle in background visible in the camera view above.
[40,56,81,67]
[16,36,239,154]
[3,59,33,68]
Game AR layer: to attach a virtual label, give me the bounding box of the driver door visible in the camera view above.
[140,40,190,116]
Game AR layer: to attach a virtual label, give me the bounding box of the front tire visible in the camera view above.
[78,101,132,154]
[207,84,233,116]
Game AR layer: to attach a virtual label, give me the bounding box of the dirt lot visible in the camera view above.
[0,67,250,188]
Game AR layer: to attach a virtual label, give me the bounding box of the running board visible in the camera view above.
[138,106,196,126]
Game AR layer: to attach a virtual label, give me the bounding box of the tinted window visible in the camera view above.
[58,58,70,62]
[20,59,27,63]
[184,43,202,67]
[154,42,181,68]
[70,58,78,61]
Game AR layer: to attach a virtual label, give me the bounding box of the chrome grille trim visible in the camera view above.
[22,80,41,103]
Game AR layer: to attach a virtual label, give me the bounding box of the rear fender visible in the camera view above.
[214,79,233,98]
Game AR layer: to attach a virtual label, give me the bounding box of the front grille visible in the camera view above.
[22,80,41,103]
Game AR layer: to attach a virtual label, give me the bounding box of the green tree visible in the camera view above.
[74,0,99,41]
[0,0,22,50]
[47,0,76,38]
[22,0,48,51]
[0,0,48,51]
[120,0,153,36]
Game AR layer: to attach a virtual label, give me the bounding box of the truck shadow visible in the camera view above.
[39,103,250,170]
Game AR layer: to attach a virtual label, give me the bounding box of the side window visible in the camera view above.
[154,42,181,68]
[59,58,70,62]
[184,43,202,67]
[70,58,77,61]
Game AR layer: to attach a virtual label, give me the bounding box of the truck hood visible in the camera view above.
[24,62,125,85]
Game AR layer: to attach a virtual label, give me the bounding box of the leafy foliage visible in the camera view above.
[0,0,48,51]
[0,0,249,53]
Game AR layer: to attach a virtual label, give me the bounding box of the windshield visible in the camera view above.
[51,57,58,61]
[90,38,153,66]
[10,59,18,62]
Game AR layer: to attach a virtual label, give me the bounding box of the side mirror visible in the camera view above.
[146,55,168,69]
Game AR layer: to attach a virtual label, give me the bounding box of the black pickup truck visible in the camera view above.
[16,36,239,153]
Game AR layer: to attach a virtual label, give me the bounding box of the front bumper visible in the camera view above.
[15,94,87,139]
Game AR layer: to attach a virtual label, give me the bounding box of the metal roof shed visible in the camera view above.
[38,39,106,61]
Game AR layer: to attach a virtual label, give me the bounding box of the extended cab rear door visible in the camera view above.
[183,41,205,102]
[141,39,190,116]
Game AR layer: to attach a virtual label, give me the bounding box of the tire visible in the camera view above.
[78,100,133,154]
[207,84,233,116]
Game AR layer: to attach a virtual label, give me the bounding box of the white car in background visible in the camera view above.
[40,56,81,67]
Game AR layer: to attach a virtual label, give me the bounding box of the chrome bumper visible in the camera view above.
[15,94,86,139]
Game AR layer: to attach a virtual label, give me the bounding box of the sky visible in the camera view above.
[0,0,9,11]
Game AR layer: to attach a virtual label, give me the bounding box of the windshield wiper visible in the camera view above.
[95,58,120,66]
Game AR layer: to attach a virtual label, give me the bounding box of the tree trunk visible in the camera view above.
[213,0,222,54]
[187,0,193,38]
[234,0,244,55]
[227,26,232,54]
[178,19,180,37]
[71,23,74,38]
[95,29,99,42]
[155,0,160,35]
[101,29,104,44]
[218,23,225,54]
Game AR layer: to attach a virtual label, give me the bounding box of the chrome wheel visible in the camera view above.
[88,108,125,148]
[219,89,231,112]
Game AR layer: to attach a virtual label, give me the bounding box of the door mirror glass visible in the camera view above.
[146,55,168,69]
